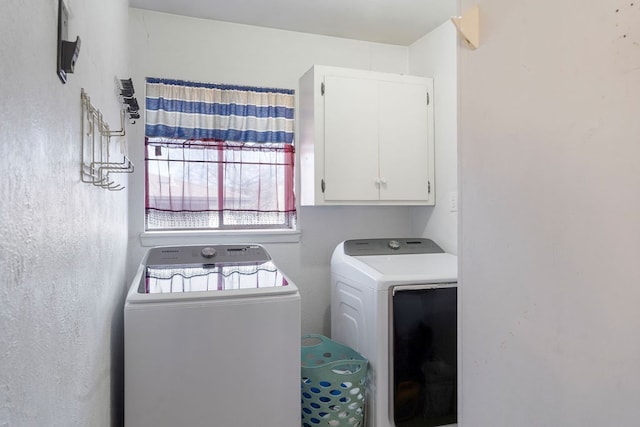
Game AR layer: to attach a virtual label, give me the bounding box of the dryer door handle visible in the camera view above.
[391,282,457,295]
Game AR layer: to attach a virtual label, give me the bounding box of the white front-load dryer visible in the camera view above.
[331,238,458,427]
[125,244,301,427]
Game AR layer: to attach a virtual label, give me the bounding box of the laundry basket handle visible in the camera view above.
[301,334,332,348]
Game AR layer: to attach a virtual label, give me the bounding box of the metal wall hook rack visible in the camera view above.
[81,88,134,191]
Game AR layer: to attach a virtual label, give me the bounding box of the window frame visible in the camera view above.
[143,78,297,233]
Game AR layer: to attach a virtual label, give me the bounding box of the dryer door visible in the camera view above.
[391,284,457,426]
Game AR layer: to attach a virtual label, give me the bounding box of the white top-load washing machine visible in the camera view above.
[331,238,458,427]
[125,244,300,427]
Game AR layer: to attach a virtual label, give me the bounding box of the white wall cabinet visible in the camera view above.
[299,65,435,206]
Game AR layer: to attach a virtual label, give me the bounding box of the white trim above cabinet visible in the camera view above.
[299,65,435,206]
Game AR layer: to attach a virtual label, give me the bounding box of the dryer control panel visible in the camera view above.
[344,238,443,256]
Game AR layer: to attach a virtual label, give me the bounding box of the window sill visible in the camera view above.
[139,229,301,247]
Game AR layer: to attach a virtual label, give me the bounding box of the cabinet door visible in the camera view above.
[378,80,431,201]
[323,75,380,201]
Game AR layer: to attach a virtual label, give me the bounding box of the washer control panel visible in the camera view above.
[146,244,271,267]
[344,238,444,256]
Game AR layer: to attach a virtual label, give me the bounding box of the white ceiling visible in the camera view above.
[128,0,458,46]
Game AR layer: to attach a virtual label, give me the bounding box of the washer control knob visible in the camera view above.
[201,247,217,258]
[388,240,401,250]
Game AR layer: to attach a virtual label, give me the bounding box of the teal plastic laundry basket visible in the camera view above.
[301,334,368,427]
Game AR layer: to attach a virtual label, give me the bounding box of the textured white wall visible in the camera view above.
[0,1,130,425]
[409,21,459,254]
[127,9,416,335]
[459,0,640,425]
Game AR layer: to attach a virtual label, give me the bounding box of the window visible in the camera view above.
[144,78,296,230]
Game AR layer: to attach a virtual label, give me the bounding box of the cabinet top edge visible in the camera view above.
[303,64,432,83]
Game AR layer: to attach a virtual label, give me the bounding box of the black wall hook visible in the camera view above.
[57,0,81,83]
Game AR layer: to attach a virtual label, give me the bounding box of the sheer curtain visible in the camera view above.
[144,78,296,230]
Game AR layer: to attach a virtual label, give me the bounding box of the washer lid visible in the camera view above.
[126,244,298,304]
[143,260,289,293]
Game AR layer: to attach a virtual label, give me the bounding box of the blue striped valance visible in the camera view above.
[145,78,295,144]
